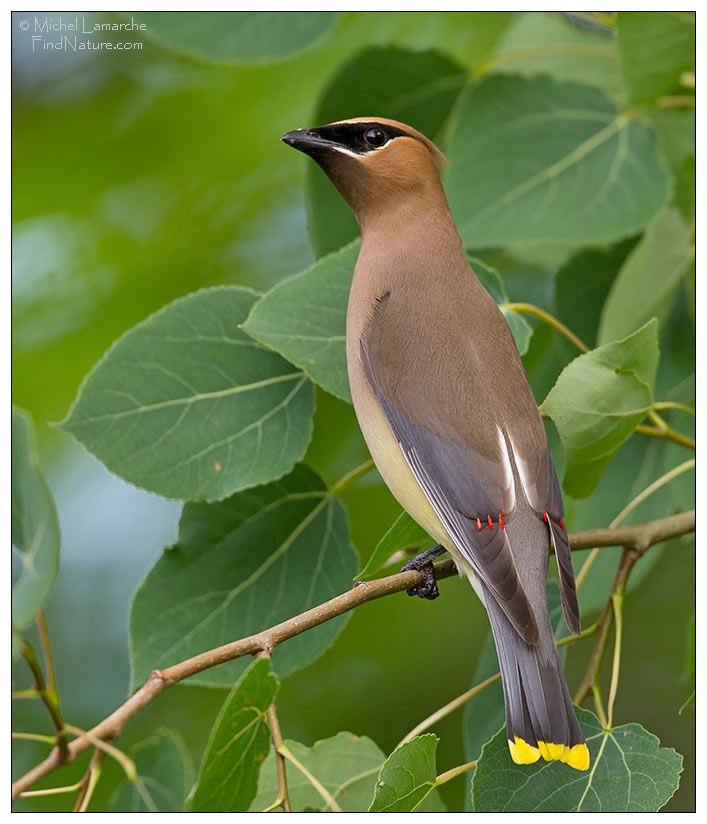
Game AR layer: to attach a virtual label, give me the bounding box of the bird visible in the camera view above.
[281,117,589,771]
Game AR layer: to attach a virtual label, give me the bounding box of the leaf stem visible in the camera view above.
[73,748,105,812]
[12,732,57,745]
[19,780,85,798]
[606,592,624,729]
[652,400,695,417]
[505,302,589,353]
[278,744,342,812]
[266,703,292,812]
[37,611,57,698]
[20,639,70,763]
[399,622,596,748]
[330,459,375,495]
[435,760,477,787]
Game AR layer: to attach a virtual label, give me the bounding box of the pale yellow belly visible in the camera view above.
[349,363,484,600]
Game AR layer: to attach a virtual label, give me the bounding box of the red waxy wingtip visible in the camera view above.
[487,515,493,530]
[477,518,482,531]
[499,514,505,530]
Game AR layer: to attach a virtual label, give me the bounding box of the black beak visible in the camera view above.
[281,128,335,157]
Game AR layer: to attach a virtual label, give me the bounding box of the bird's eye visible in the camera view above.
[364,127,386,147]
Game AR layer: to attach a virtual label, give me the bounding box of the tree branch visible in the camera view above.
[11,510,694,801]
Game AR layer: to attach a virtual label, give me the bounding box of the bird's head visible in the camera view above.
[281,117,448,227]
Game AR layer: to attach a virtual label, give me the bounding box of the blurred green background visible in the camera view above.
[12,11,694,811]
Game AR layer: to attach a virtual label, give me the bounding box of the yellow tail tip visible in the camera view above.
[508,736,540,764]
[510,739,590,771]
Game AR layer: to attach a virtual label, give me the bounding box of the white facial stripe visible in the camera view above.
[329,139,394,159]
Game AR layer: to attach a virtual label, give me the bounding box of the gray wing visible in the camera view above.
[360,296,539,644]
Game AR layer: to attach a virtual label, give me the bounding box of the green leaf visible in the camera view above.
[446,75,671,249]
[243,241,359,402]
[189,658,278,812]
[356,510,434,581]
[470,257,533,355]
[491,12,621,98]
[554,237,639,349]
[307,46,467,256]
[472,707,683,812]
[541,320,659,499]
[369,734,438,812]
[617,12,695,104]
[598,210,693,345]
[132,12,339,63]
[60,287,314,502]
[648,108,695,223]
[111,728,194,812]
[11,407,60,629]
[250,732,386,812]
[130,464,358,689]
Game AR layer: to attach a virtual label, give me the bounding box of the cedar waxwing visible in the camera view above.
[281,118,589,771]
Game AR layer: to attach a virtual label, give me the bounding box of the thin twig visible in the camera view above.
[435,760,477,787]
[652,400,695,417]
[63,724,136,783]
[398,673,500,747]
[11,511,694,800]
[37,611,57,697]
[278,744,342,813]
[399,621,598,747]
[73,749,105,813]
[20,639,70,763]
[574,549,638,708]
[265,703,292,812]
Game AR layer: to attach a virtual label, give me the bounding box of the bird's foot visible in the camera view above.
[401,545,446,600]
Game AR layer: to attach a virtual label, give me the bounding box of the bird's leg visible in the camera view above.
[401,545,447,600]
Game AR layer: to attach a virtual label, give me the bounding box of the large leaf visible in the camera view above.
[11,407,60,629]
[132,12,339,63]
[189,658,278,812]
[446,75,671,249]
[356,510,434,581]
[541,320,659,499]
[243,241,359,402]
[617,12,695,104]
[369,735,439,812]
[130,464,358,688]
[648,108,695,223]
[472,707,683,812]
[60,287,314,502]
[598,209,693,345]
[250,732,386,812]
[306,46,467,256]
[111,728,194,812]
[491,12,621,98]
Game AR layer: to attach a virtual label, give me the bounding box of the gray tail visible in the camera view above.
[485,591,589,770]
